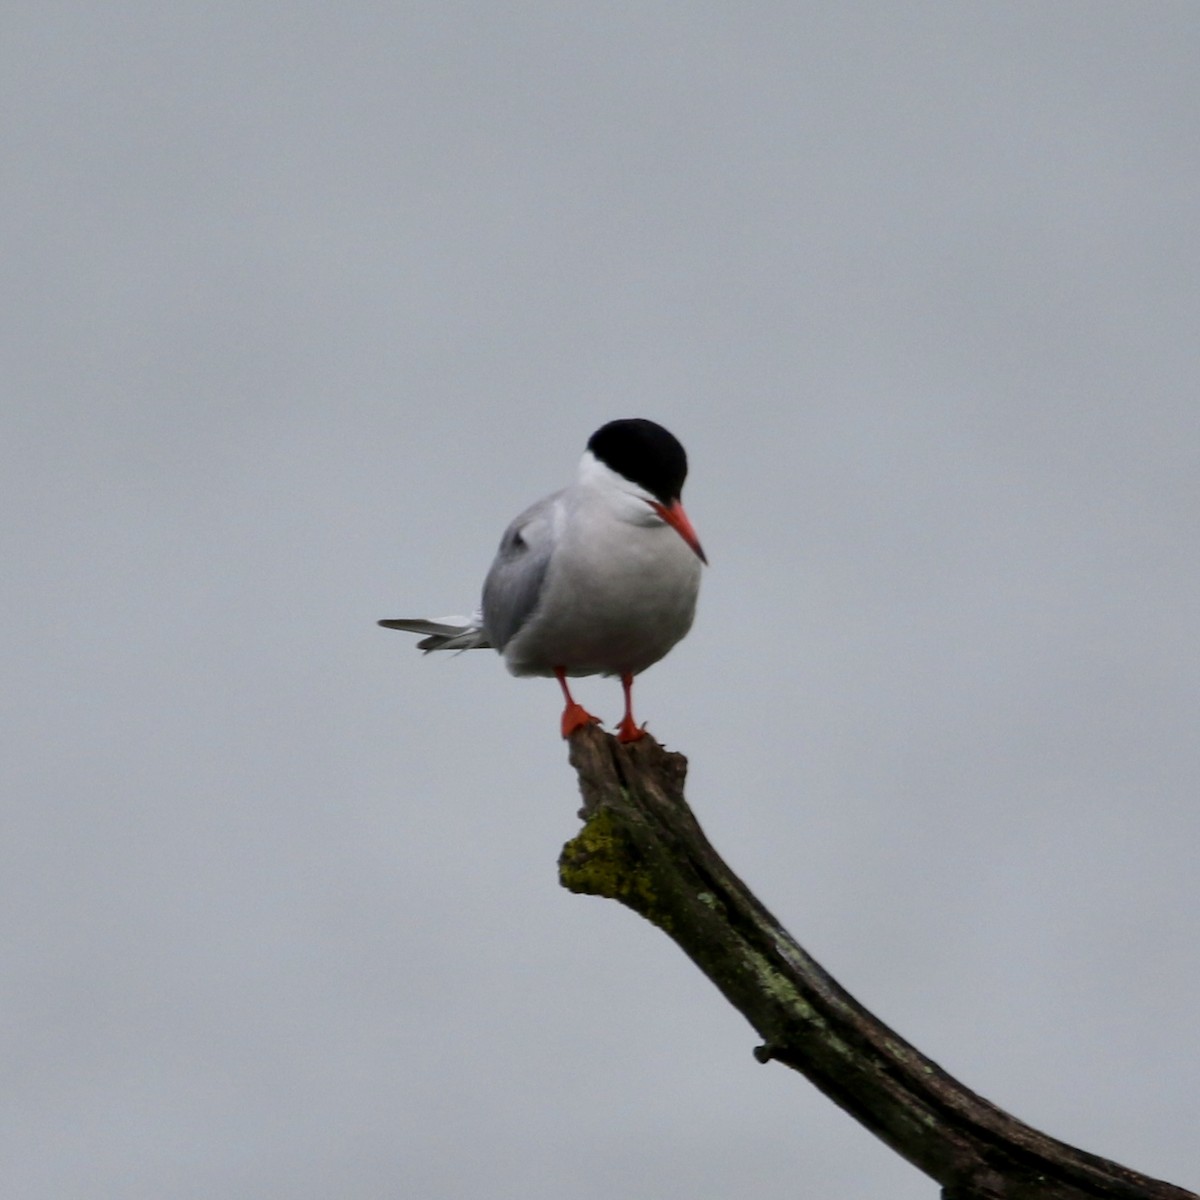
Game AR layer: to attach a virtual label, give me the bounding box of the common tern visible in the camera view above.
[379,418,706,742]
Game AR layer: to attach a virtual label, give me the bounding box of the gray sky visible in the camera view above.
[4,4,1198,1197]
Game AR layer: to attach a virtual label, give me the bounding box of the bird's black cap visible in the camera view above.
[586,419,689,505]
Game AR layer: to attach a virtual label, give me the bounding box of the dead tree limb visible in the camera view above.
[557,725,1195,1200]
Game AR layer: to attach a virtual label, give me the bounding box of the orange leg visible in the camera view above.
[615,672,646,743]
[555,667,600,738]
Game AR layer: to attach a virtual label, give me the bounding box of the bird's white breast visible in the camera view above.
[501,484,701,679]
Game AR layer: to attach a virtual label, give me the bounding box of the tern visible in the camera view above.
[379,418,706,742]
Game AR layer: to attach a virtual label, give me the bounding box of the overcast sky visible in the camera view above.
[3,4,1198,1198]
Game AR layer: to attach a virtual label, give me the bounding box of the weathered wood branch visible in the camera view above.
[557,726,1196,1200]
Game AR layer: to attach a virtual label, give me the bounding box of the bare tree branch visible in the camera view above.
[558,726,1196,1200]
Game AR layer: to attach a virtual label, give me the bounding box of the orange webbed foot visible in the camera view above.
[561,702,602,739]
[615,715,647,743]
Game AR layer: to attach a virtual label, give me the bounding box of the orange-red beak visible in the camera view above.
[649,499,708,564]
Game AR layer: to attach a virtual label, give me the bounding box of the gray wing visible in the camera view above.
[481,492,560,650]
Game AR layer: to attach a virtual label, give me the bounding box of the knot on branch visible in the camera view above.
[558,809,669,928]
[557,726,690,931]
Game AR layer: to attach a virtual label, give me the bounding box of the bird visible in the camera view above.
[379,418,706,742]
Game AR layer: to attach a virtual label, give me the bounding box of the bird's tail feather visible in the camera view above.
[377,615,491,652]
